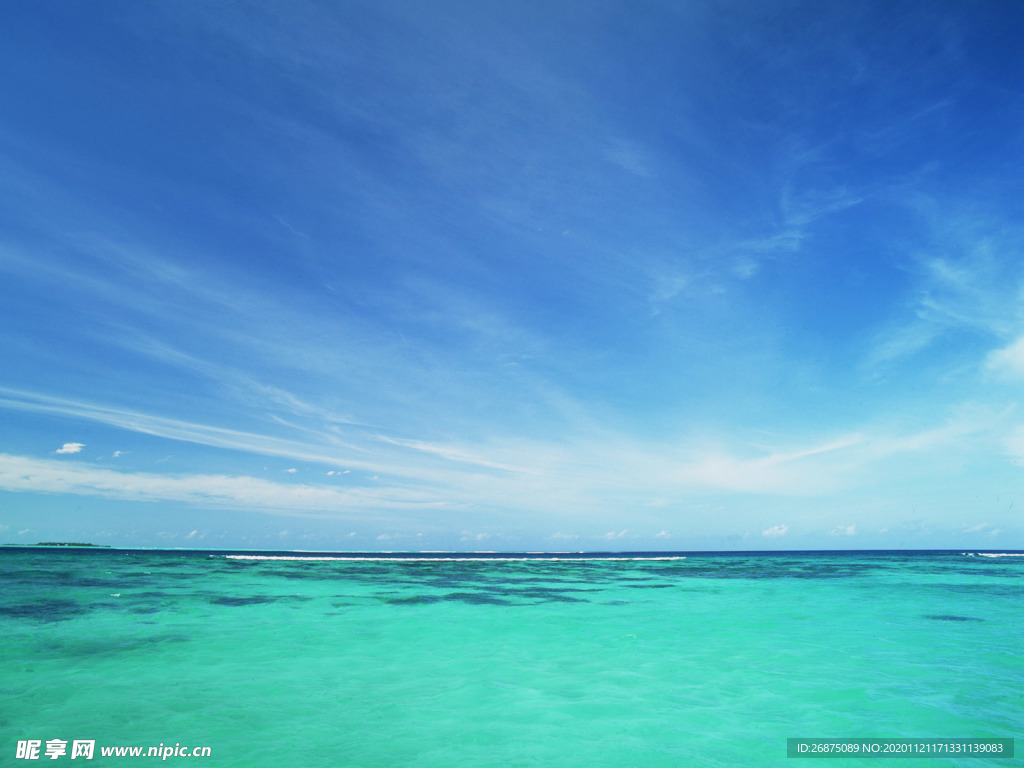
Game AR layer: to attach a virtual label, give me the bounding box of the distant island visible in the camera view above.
[34,542,111,548]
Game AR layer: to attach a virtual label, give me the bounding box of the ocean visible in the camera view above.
[1,548,1020,766]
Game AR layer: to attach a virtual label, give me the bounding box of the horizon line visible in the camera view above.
[2,544,1022,556]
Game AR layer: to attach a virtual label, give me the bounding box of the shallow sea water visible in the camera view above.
[1,549,1021,766]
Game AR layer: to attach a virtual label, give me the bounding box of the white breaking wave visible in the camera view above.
[223,555,688,562]
[975,552,1024,558]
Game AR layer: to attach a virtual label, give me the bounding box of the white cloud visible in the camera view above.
[986,336,1024,380]
[56,443,85,454]
[866,413,994,457]
[961,522,1003,537]
[0,453,446,516]
[867,322,940,366]
[605,138,654,178]
[655,530,670,539]
[866,228,1024,368]
[762,524,788,537]
[285,468,297,474]
[375,435,528,473]
[999,425,1024,465]
[0,387,535,493]
[0,387,388,475]
[648,271,691,309]
[828,524,857,536]
[0,384,1009,536]
[671,435,863,495]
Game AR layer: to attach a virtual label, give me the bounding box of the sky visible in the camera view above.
[1,0,1023,551]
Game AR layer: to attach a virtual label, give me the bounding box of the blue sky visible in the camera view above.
[2,0,1023,551]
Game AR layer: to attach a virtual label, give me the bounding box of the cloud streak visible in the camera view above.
[3,2,1024,547]
[3,379,1010,535]
[0,454,445,518]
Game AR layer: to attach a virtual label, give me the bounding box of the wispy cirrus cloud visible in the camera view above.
[2,382,1010,516]
[0,453,443,518]
[0,387,376,470]
[374,435,529,473]
[985,335,1024,380]
[867,214,1024,369]
[0,386,542,486]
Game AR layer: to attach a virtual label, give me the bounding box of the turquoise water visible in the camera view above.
[1,549,1020,766]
